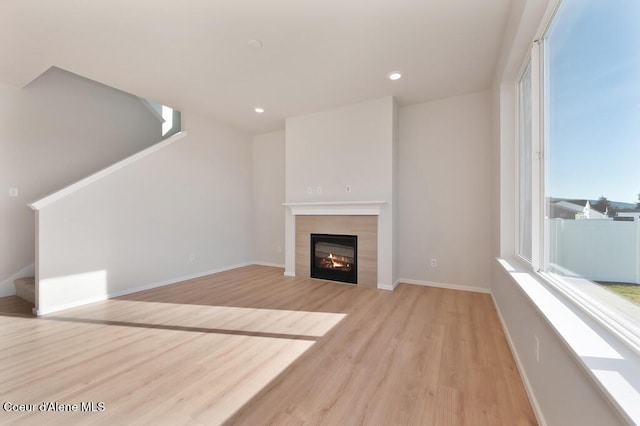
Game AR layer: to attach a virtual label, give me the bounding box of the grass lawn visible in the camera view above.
[597,282,640,306]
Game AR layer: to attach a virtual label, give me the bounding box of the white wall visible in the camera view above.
[0,67,161,295]
[284,97,397,287]
[398,91,492,291]
[285,97,395,202]
[36,111,252,314]
[251,130,285,266]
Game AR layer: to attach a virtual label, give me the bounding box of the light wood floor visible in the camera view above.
[0,265,536,425]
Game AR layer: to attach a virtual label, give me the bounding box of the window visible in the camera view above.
[138,98,182,139]
[518,61,533,262]
[522,0,640,348]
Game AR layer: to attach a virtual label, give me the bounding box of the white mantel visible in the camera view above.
[283,201,387,216]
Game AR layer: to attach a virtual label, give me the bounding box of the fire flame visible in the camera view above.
[328,253,346,268]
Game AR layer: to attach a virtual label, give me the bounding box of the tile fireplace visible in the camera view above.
[284,201,390,289]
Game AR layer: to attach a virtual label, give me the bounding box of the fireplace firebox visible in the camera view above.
[310,233,357,284]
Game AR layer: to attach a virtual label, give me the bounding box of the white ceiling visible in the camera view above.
[0,0,512,135]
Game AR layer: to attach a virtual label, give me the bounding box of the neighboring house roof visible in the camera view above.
[548,199,612,219]
[553,201,584,213]
[617,211,640,217]
[580,201,607,219]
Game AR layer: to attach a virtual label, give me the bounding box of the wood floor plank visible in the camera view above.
[0,296,33,317]
[0,265,536,425]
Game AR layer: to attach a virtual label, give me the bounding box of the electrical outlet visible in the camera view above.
[316,186,322,195]
[307,187,313,195]
[9,187,18,198]
[534,335,540,363]
[189,253,196,263]
[430,258,437,268]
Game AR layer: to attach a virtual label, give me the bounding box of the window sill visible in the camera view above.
[543,266,640,354]
[497,257,640,425]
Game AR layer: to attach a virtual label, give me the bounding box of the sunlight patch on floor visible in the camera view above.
[2,300,347,425]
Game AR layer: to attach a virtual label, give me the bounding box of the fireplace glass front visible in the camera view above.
[310,233,357,284]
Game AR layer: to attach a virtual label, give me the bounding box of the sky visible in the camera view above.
[546,0,640,204]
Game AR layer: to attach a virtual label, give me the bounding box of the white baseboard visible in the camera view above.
[378,279,400,291]
[35,294,112,316]
[0,263,35,298]
[491,294,547,426]
[398,278,491,294]
[252,261,285,269]
[107,262,253,299]
[284,271,295,277]
[35,262,252,316]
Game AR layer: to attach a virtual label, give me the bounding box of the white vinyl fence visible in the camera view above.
[548,218,640,284]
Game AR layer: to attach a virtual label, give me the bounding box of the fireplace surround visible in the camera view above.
[291,212,379,288]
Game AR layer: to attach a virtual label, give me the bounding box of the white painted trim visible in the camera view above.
[34,262,249,316]
[283,201,386,216]
[378,279,400,291]
[284,271,295,277]
[0,263,35,297]
[35,294,110,316]
[29,131,188,210]
[398,278,491,294]
[492,293,548,426]
[251,262,285,269]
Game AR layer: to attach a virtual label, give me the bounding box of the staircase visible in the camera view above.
[14,277,35,304]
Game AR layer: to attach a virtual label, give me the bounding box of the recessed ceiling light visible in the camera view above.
[254,107,265,114]
[388,71,402,81]
[247,39,263,49]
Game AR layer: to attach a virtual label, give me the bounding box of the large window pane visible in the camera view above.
[545,0,640,319]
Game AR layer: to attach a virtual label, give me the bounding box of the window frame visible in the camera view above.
[516,40,546,271]
[518,0,640,355]
[516,57,533,264]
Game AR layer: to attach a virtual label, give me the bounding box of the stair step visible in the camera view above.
[14,277,35,304]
